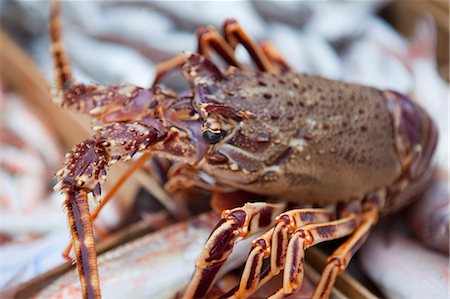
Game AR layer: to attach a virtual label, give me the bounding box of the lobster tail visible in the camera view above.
[384,90,438,180]
[383,90,438,211]
[66,191,101,299]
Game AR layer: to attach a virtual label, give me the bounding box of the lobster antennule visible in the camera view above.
[49,0,72,89]
[65,191,100,299]
[50,0,160,121]
[56,119,168,298]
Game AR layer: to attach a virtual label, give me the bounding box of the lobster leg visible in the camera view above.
[165,166,237,194]
[153,26,241,84]
[50,0,156,121]
[62,152,152,261]
[155,21,285,84]
[229,209,334,298]
[65,191,101,299]
[222,19,277,74]
[268,214,359,299]
[56,120,167,299]
[183,202,286,299]
[52,1,167,263]
[221,210,361,299]
[196,26,242,68]
[153,53,189,85]
[49,0,72,90]
[50,78,156,122]
[153,25,242,85]
[311,207,378,299]
[89,153,152,225]
[259,41,293,73]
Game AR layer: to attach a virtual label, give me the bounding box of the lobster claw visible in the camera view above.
[101,89,155,123]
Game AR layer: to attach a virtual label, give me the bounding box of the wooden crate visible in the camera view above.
[384,0,449,79]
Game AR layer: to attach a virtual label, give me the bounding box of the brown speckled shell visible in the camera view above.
[200,68,402,204]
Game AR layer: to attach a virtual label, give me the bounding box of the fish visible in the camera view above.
[360,220,449,299]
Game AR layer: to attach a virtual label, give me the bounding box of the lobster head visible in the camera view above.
[158,53,287,190]
[147,53,257,168]
[55,53,263,196]
[151,52,275,168]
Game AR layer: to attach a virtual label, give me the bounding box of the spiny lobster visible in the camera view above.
[49,1,437,298]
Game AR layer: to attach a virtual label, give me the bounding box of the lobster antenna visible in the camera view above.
[49,0,72,89]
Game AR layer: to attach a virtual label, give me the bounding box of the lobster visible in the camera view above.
[49,1,437,299]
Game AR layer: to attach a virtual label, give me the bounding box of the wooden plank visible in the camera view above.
[14,219,156,298]
[430,0,449,12]
[385,1,449,69]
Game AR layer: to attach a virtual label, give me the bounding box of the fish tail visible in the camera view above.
[408,14,437,62]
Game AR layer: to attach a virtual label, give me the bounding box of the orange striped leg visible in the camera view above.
[222,212,359,299]
[196,26,242,68]
[154,21,282,86]
[57,119,167,299]
[182,202,286,299]
[50,0,72,89]
[229,209,334,298]
[62,152,152,261]
[152,53,189,85]
[259,41,293,73]
[269,214,359,299]
[50,0,156,120]
[312,207,379,299]
[222,19,278,74]
[66,191,100,299]
[153,26,242,85]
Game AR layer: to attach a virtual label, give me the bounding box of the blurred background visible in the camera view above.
[0,1,448,298]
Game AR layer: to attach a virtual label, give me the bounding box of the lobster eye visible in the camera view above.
[202,130,225,144]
